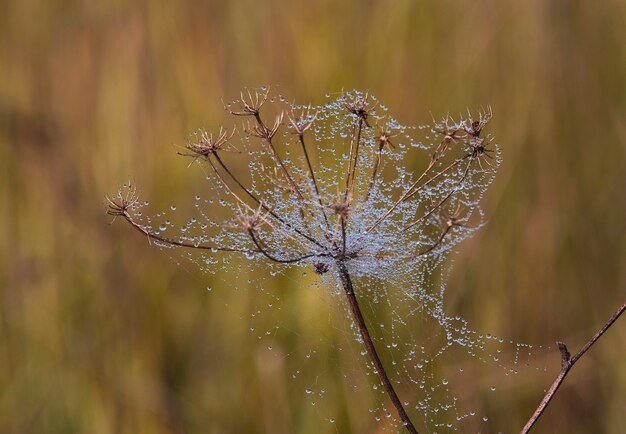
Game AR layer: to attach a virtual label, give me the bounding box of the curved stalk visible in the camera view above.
[337,262,418,434]
[521,301,626,433]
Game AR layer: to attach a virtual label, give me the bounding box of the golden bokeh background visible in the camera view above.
[1,0,625,433]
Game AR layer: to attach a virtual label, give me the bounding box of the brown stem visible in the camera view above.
[364,144,383,204]
[247,230,316,264]
[403,225,452,260]
[403,156,474,232]
[266,137,305,201]
[120,212,253,254]
[344,119,364,202]
[367,146,469,234]
[403,155,470,202]
[337,262,418,434]
[298,133,331,230]
[254,112,305,202]
[520,301,626,434]
[340,217,347,256]
[253,113,317,238]
[211,153,324,250]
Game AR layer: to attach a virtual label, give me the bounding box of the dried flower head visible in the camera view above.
[246,112,283,141]
[344,90,377,128]
[464,106,493,138]
[105,182,138,219]
[328,195,352,221]
[108,88,501,433]
[179,126,235,160]
[287,104,318,137]
[233,203,269,233]
[227,87,270,117]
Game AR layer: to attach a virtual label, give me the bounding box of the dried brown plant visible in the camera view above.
[108,88,624,433]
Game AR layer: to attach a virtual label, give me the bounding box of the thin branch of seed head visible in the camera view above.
[207,157,319,249]
[110,204,255,254]
[367,123,473,234]
[340,217,347,256]
[251,113,315,236]
[403,154,472,202]
[226,87,307,205]
[403,156,475,232]
[260,167,304,199]
[345,118,364,201]
[368,146,384,192]
[244,108,317,238]
[246,108,306,202]
[247,230,318,264]
[366,126,461,233]
[234,204,321,264]
[344,92,375,202]
[367,157,437,233]
[207,151,324,249]
[288,107,331,231]
[402,204,468,259]
[207,158,261,214]
[327,196,351,256]
[407,226,452,259]
[364,124,398,203]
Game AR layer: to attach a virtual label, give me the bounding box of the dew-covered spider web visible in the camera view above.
[113,89,549,433]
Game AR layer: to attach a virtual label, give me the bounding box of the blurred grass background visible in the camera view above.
[1,0,625,432]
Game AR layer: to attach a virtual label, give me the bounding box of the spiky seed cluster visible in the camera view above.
[344,91,377,128]
[329,197,352,220]
[106,183,138,217]
[180,127,234,160]
[246,112,283,141]
[465,106,492,137]
[441,203,468,228]
[227,88,269,117]
[287,105,317,137]
[234,204,268,233]
[376,129,396,152]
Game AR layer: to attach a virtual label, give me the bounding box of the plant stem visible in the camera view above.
[520,301,626,434]
[337,262,418,434]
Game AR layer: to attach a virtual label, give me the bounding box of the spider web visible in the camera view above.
[119,90,550,433]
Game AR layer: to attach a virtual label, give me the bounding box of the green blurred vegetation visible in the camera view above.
[1,0,625,432]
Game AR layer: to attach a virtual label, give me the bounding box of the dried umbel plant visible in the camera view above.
[109,88,626,433]
[108,88,499,432]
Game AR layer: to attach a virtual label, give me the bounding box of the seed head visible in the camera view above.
[110,88,499,284]
[108,88,504,434]
[287,105,318,137]
[179,127,234,160]
[234,204,269,234]
[227,87,270,117]
[464,106,492,138]
[344,91,377,128]
[328,196,353,221]
[106,183,138,217]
